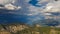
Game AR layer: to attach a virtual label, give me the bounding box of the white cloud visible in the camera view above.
[44,0,60,13]
[42,0,60,19]
[28,5,44,16]
[56,25,60,28]
[37,0,49,3]
[0,0,21,10]
[45,6,53,11]
[0,0,16,5]
[12,0,16,4]
[5,4,21,10]
[28,0,52,16]
[43,13,52,16]
[28,0,60,20]
[0,4,21,10]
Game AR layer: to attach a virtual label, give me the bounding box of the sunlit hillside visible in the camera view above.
[0,24,60,34]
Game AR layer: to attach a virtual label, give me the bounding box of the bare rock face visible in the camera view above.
[0,24,28,33]
[8,24,28,33]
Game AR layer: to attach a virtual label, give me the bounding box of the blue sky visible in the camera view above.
[0,0,60,26]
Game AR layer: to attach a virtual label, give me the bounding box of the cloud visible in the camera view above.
[0,0,21,10]
[0,0,16,5]
[44,0,60,13]
[25,0,30,2]
[28,5,44,16]
[27,0,50,21]
[42,0,60,19]
[5,4,21,10]
[56,25,60,28]
[28,0,52,16]
[37,0,49,4]
[0,4,21,10]
[27,0,60,23]
[27,6,39,16]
